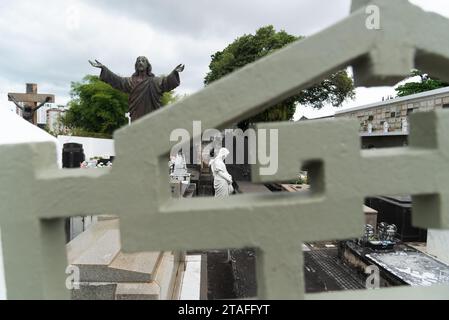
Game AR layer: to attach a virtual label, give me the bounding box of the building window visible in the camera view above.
[407,108,414,115]
[390,112,396,118]
[368,115,374,121]
[443,104,449,109]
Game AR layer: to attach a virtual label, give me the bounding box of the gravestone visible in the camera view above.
[62,143,85,169]
[170,153,190,182]
[365,196,427,242]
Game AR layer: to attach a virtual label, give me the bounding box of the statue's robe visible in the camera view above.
[210,158,233,198]
[100,67,180,121]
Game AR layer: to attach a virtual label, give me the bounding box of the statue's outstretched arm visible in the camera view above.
[8,94,23,111]
[90,60,132,94]
[161,64,185,93]
[174,64,185,73]
[89,59,105,69]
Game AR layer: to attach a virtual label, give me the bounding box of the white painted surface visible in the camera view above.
[0,107,61,300]
[427,230,449,265]
[0,107,59,148]
[57,135,115,161]
[0,228,6,300]
[180,255,201,300]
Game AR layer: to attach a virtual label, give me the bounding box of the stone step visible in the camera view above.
[74,252,163,283]
[67,218,185,300]
[67,218,120,265]
[112,252,184,300]
[115,283,160,300]
[108,251,162,282]
[153,251,182,300]
[73,229,120,266]
[67,218,163,283]
[71,283,116,300]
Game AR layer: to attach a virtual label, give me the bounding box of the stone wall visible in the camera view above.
[336,88,449,133]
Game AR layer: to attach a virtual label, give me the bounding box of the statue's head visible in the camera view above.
[217,148,230,160]
[134,56,154,77]
[208,147,230,168]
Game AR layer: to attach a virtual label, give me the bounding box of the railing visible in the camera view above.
[1,0,449,299]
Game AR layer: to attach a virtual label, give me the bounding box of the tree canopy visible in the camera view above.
[395,70,449,97]
[204,25,355,129]
[63,75,180,137]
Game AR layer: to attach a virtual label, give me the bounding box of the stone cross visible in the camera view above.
[8,83,55,125]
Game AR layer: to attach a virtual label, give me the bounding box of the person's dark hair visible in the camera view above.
[133,56,155,77]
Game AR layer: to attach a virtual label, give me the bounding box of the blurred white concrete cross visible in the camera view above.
[0,228,6,300]
[0,107,61,299]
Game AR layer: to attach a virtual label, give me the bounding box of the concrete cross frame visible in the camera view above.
[0,0,449,299]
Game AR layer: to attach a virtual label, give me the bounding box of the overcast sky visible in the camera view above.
[1,0,449,120]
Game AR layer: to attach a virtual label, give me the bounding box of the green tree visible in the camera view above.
[204,25,355,129]
[63,75,128,136]
[63,76,181,137]
[395,69,449,97]
[161,91,186,106]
